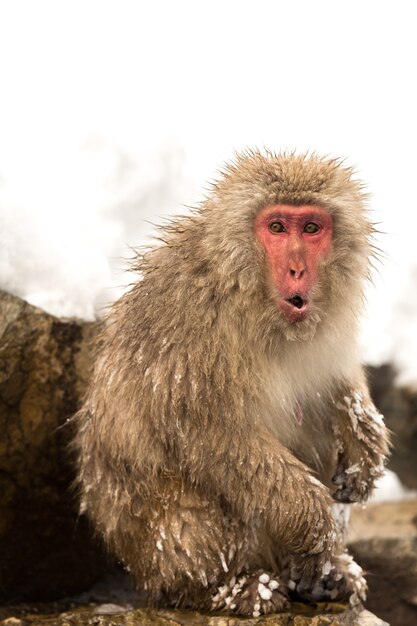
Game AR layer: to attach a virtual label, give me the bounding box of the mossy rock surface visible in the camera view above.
[0,601,385,626]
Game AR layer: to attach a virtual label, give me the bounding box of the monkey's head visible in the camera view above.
[203,150,373,342]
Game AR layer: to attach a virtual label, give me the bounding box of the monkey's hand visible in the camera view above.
[331,390,390,504]
[283,474,338,589]
[332,456,382,503]
[292,551,367,603]
[289,539,338,596]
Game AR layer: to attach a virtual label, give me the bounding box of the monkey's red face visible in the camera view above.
[255,204,333,322]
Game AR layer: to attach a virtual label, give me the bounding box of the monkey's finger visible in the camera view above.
[332,487,360,503]
[331,472,345,485]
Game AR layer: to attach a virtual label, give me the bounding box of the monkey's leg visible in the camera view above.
[107,479,290,615]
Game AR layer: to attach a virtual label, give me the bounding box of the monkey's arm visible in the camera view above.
[330,372,390,503]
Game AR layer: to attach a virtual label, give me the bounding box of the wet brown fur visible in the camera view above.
[74,150,390,613]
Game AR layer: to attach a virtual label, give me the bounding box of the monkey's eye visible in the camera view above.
[269,221,286,233]
[304,222,320,234]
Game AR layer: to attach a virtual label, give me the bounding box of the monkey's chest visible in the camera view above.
[260,392,337,485]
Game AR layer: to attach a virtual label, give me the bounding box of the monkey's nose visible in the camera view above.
[289,268,305,280]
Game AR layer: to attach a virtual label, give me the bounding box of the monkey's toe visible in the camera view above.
[212,571,290,617]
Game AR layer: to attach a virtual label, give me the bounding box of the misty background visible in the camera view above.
[0,0,416,391]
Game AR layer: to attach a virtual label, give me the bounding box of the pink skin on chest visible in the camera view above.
[255,204,333,322]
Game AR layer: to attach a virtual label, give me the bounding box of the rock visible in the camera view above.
[0,604,387,626]
[93,603,132,615]
[0,291,105,602]
[367,364,417,490]
[0,618,28,626]
[349,499,417,626]
[350,610,389,625]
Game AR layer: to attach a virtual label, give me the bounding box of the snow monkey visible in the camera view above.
[74,151,390,616]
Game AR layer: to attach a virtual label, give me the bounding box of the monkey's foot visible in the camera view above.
[293,552,367,603]
[212,571,290,617]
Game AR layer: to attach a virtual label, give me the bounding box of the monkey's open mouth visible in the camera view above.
[279,294,309,322]
[286,295,305,309]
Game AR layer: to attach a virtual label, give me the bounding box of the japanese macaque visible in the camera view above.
[74,151,390,616]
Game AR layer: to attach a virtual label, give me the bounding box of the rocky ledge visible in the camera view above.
[0,603,387,626]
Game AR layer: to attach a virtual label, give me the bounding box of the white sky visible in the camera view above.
[0,0,416,382]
